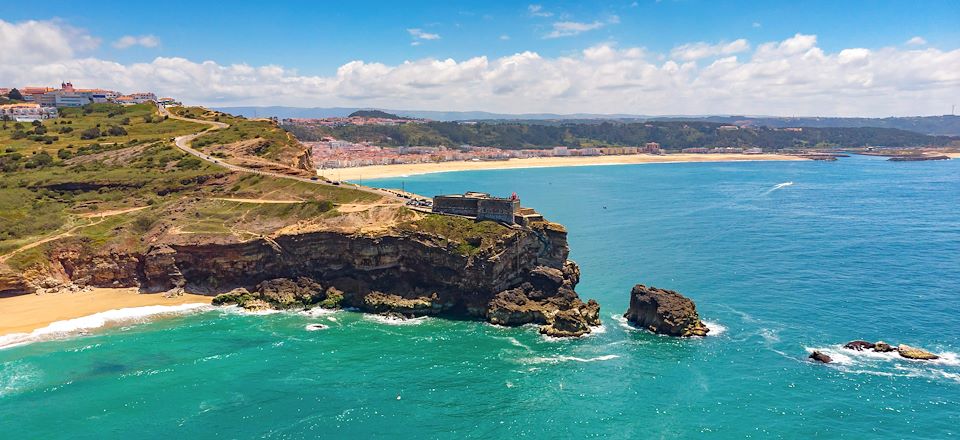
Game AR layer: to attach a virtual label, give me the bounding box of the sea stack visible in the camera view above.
[623,284,709,337]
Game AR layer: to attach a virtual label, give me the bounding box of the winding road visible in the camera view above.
[158,104,413,204]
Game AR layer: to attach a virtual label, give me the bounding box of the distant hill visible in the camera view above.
[215,106,960,136]
[347,109,406,119]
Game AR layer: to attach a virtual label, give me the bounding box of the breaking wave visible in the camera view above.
[805,345,960,384]
[0,304,212,350]
[518,354,620,364]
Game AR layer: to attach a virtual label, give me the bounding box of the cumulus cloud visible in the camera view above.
[2,20,959,117]
[528,4,552,17]
[906,36,927,46]
[0,19,99,64]
[670,39,750,61]
[113,34,160,49]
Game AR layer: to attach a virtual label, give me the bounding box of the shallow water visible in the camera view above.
[2,155,958,438]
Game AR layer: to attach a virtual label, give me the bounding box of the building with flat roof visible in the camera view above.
[432,191,543,225]
[0,103,58,121]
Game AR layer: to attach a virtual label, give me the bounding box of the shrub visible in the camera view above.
[107,125,128,136]
[23,152,53,169]
[80,127,101,140]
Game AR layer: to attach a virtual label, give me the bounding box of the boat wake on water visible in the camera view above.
[764,181,794,194]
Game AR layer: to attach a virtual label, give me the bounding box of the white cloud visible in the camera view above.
[906,36,927,46]
[2,20,959,117]
[545,16,619,38]
[528,4,553,17]
[670,39,750,61]
[112,34,160,49]
[407,28,440,41]
[499,34,510,41]
[752,22,761,28]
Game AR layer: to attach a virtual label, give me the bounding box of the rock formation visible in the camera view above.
[1,221,599,337]
[809,351,832,363]
[844,340,875,351]
[873,341,895,352]
[623,284,709,337]
[897,344,939,360]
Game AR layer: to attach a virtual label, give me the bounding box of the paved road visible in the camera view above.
[158,104,412,202]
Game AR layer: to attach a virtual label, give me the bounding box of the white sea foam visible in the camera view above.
[364,314,429,326]
[805,344,960,384]
[0,303,212,350]
[519,354,620,364]
[305,323,328,331]
[298,307,339,317]
[702,320,727,336]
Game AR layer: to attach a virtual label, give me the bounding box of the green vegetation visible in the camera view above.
[0,105,380,265]
[347,110,408,119]
[399,214,512,255]
[284,120,957,150]
[0,103,204,156]
[170,107,303,162]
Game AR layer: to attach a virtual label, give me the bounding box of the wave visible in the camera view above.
[0,303,212,350]
[805,345,960,384]
[518,354,620,365]
[702,320,727,336]
[363,314,430,326]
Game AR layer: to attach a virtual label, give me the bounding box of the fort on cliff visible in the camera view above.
[432,192,544,226]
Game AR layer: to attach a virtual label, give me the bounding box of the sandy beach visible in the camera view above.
[0,288,211,336]
[317,153,807,181]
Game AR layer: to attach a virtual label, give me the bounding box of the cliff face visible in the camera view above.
[2,222,600,336]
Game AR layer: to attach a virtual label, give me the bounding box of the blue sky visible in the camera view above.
[1,1,959,115]
[3,0,957,75]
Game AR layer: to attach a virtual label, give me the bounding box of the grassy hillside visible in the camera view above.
[0,105,379,270]
[0,103,204,156]
[284,119,959,150]
[170,107,310,166]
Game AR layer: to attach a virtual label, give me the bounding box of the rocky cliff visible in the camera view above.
[0,221,600,336]
[624,284,709,337]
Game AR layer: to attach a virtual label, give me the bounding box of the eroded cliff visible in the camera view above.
[1,220,600,336]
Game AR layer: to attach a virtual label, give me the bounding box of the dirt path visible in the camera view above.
[213,198,306,204]
[1,207,147,264]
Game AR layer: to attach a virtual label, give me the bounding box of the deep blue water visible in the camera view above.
[2,155,959,438]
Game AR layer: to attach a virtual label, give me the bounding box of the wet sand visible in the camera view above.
[0,288,211,336]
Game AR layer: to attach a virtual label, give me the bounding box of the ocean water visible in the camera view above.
[2,155,959,438]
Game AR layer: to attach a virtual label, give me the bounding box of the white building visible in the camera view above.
[0,103,58,121]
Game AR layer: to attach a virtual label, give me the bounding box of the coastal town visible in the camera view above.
[0,82,179,122]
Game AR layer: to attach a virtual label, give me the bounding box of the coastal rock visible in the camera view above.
[873,341,895,353]
[21,220,599,337]
[623,284,709,337]
[897,344,939,360]
[809,351,832,363]
[844,340,875,351]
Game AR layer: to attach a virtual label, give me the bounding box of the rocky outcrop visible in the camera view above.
[624,284,709,337]
[840,339,938,359]
[5,221,599,337]
[809,351,832,363]
[898,344,939,360]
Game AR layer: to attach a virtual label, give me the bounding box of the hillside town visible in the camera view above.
[0,83,178,122]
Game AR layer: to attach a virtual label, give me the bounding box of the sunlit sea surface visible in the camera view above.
[2,155,958,438]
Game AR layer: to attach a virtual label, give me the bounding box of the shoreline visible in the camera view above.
[317,153,807,181]
[0,288,212,338]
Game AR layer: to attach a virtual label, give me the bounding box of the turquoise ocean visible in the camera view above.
[2,155,959,438]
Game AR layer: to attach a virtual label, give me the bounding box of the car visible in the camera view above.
[331,181,340,186]
[310,176,318,181]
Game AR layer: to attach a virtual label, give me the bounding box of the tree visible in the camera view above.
[106,125,127,136]
[31,119,41,127]
[7,88,23,101]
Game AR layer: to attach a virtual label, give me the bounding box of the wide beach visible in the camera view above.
[318,153,806,181]
[0,288,211,337]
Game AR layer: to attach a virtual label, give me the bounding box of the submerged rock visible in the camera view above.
[897,344,939,360]
[623,284,709,337]
[844,340,875,351]
[305,323,328,331]
[809,351,832,363]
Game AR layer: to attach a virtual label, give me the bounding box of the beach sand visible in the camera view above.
[0,288,211,336]
[318,153,806,181]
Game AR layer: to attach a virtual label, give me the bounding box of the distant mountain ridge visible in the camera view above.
[214,106,960,136]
